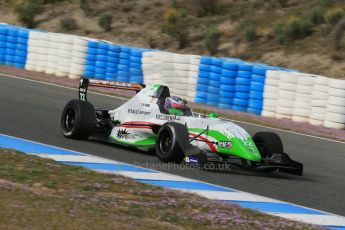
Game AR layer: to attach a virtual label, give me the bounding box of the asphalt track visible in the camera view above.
[1,74,345,216]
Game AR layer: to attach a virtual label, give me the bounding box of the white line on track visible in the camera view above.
[1,72,344,145]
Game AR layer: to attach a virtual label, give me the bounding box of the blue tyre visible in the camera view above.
[199,64,211,72]
[199,71,210,79]
[250,82,265,92]
[238,63,253,71]
[211,58,223,67]
[198,78,208,85]
[237,71,252,79]
[196,91,208,98]
[200,57,212,65]
[236,85,250,92]
[236,77,251,85]
[233,98,248,107]
[211,66,222,74]
[220,91,235,99]
[220,84,235,92]
[222,70,237,78]
[248,100,263,110]
[247,107,262,115]
[249,91,263,100]
[251,74,265,83]
[209,73,220,81]
[220,77,236,85]
[232,105,247,112]
[222,61,238,71]
[208,86,219,94]
[235,92,249,99]
[218,103,232,110]
[195,97,207,103]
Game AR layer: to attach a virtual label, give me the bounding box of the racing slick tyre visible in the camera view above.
[61,100,95,139]
[155,122,188,163]
[252,132,284,158]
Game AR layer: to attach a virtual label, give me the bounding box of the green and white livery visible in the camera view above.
[60,78,303,176]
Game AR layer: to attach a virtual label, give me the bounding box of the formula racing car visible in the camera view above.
[60,78,303,175]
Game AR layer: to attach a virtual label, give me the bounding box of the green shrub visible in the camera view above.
[80,0,92,17]
[60,17,78,31]
[192,0,219,16]
[309,7,325,25]
[324,7,344,25]
[205,26,222,55]
[98,13,113,32]
[239,20,257,42]
[161,8,189,49]
[274,16,313,44]
[319,0,333,8]
[12,0,44,28]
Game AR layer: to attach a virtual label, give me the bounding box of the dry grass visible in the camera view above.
[0,149,323,229]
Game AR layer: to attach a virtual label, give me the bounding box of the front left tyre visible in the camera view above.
[155,122,188,163]
[61,99,95,139]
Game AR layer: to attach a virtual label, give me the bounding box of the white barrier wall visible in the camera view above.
[325,79,345,129]
[2,23,345,130]
[25,31,88,79]
[142,51,200,102]
[263,70,345,129]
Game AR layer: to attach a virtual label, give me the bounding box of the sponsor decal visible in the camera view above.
[128,109,151,116]
[141,103,150,107]
[218,141,233,149]
[116,129,136,140]
[156,114,180,121]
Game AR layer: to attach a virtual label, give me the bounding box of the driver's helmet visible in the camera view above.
[164,96,187,115]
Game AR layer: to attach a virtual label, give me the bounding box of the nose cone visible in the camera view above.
[213,121,262,162]
[230,137,262,162]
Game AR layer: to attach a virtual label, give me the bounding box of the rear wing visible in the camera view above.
[79,78,146,101]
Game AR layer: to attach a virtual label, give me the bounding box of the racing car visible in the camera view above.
[60,78,303,175]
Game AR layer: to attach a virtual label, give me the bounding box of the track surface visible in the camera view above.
[1,75,345,216]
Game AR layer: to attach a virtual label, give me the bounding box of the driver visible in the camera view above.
[164,96,187,115]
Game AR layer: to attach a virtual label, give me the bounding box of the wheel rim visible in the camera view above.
[159,130,172,155]
[64,108,76,132]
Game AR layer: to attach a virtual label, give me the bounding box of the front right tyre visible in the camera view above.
[61,99,95,139]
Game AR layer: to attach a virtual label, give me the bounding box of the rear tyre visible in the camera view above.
[61,99,95,139]
[155,123,187,163]
[252,132,284,158]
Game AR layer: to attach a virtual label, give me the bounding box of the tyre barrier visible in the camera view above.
[1,24,345,129]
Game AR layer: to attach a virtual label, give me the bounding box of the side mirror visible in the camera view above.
[209,112,220,118]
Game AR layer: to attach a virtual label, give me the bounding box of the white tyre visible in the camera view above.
[278,90,296,100]
[265,78,279,86]
[329,79,345,90]
[262,110,275,117]
[309,119,324,126]
[276,106,293,115]
[311,91,328,100]
[325,112,345,123]
[189,65,199,72]
[310,107,326,115]
[313,85,329,93]
[190,58,200,65]
[277,99,294,107]
[293,101,310,109]
[60,35,74,44]
[296,85,313,93]
[326,104,345,114]
[275,113,292,119]
[278,82,296,91]
[55,71,67,77]
[329,88,345,97]
[44,68,55,75]
[71,57,85,65]
[72,50,86,59]
[279,72,297,83]
[310,99,328,107]
[266,70,281,80]
[263,91,277,99]
[293,108,310,117]
[263,105,276,112]
[68,74,80,80]
[328,96,345,106]
[174,63,190,71]
[292,115,309,123]
[315,76,330,85]
[323,120,345,129]
[263,99,276,107]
